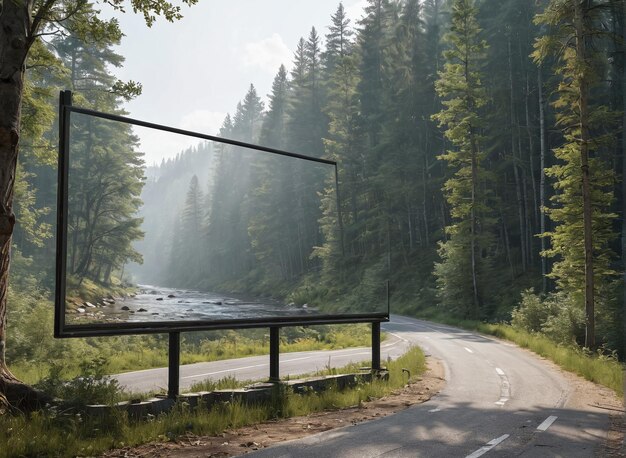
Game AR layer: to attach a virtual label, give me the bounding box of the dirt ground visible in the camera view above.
[103,351,626,458]
[102,357,446,458]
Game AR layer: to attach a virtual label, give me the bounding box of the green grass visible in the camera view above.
[0,347,425,458]
[414,309,624,397]
[9,324,378,385]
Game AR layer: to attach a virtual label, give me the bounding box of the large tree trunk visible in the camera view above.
[616,2,626,364]
[0,0,51,412]
[574,3,595,350]
[509,36,527,273]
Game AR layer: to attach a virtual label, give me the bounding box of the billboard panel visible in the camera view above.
[55,92,389,337]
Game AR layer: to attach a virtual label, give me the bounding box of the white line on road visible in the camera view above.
[428,408,442,413]
[182,350,373,380]
[387,332,409,343]
[465,434,510,458]
[181,363,267,379]
[464,347,474,354]
[494,368,510,406]
[536,415,558,431]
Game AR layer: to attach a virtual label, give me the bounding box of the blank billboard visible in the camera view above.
[55,93,389,337]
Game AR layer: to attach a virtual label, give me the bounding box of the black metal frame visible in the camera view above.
[55,90,390,339]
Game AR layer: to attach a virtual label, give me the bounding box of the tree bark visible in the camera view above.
[538,65,548,294]
[509,36,527,273]
[620,2,626,364]
[574,3,595,349]
[0,0,54,411]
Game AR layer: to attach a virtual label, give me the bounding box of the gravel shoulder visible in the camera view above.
[103,357,446,457]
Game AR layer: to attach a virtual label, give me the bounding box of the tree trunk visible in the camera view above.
[509,36,527,273]
[574,4,595,349]
[538,65,548,294]
[470,135,480,317]
[0,0,53,411]
[620,2,626,362]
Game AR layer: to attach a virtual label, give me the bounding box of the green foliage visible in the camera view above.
[532,0,620,346]
[35,357,121,407]
[512,290,584,345]
[432,0,496,318]
[511,289,556,333]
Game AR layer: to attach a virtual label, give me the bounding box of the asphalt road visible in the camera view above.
[114,315,615,457]
[247,316,612,457]
[114,330,410,393]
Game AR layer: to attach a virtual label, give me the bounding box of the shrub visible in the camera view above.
[511,290,585,346]
[511,289,556,333]
[35,357,122,407]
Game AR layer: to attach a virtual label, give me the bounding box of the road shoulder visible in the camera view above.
[103,356,446,457]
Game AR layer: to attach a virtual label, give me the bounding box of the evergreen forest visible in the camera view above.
[8,0,626,377]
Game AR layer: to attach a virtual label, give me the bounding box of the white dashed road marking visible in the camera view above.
[536,416,558,432]
[465,434,510,458]
[494,367,510,406]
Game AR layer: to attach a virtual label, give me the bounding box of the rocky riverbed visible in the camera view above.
[66,285,316,324]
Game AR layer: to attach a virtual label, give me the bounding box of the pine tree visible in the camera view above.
[168,175,204,286]
[432,0,494,318]
[323,3,355,79]
[317,2,361,274]
[288,28,327,157]
[357,0,393,148]
[202,87,265,286]
[533,0,620,348]
[260,65,289,150]
[55,28,144,286]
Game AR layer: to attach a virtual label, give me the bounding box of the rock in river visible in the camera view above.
[156,297,164,301]
[137,308,148,312]
[121,305,130,311]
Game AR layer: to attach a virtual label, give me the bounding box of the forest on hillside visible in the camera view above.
[10,0,626,365]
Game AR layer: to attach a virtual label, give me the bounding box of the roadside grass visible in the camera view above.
[107,327,376,374]
[0,347,425,458]
[9,324,377,385]
[414,309,623,397]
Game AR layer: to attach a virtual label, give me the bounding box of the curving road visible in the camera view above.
[246,316,613,457]
[114,315,616,456]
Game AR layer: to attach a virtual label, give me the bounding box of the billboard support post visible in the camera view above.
[372,322,381,373]
[269,326,280,382]
[168,332,180,398]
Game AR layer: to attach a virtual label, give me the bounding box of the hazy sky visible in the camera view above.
[105,0,367,165]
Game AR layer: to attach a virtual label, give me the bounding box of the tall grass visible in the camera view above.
[0,347,425,458]
[416,309,623,397]
[478,323,623,396]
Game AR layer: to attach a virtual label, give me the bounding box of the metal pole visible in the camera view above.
[54,90,72,338]
[168,332,180,399]
[269,326,280,383]
[372,322,381,373]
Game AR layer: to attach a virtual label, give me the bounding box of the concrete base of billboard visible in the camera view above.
[83,370,389,420]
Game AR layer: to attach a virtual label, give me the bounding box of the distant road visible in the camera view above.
[114,331,410,393]
[115,316,616,456]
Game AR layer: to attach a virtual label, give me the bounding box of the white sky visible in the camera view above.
[105,0,368,166]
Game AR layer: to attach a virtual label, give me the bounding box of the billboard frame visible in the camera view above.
[54,90,390,340]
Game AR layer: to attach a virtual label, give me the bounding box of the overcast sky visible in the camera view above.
[105,0,367,165]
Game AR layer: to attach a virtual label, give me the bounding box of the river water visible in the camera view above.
[73,285,315,324]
